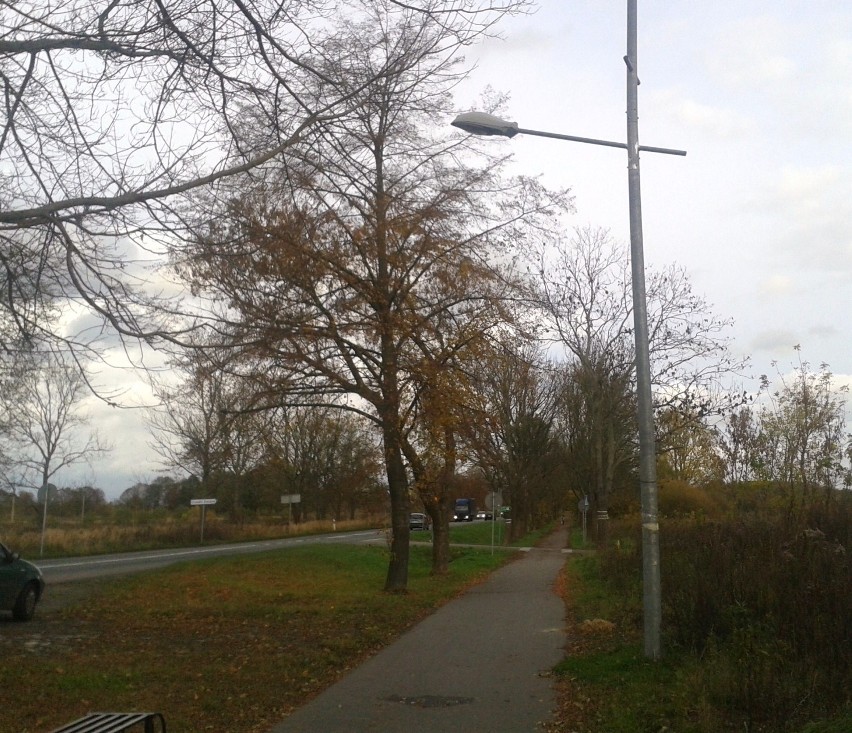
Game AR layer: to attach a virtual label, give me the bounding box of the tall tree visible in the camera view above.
[534,226,745,532]
[468,343,563,541]
[147,350,270,516]
[555,354,636,540]
[267,406,381,522]
[716,405,761,485]
[176,3,567,590]
[656,407,725,485]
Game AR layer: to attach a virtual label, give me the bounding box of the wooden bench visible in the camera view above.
[48,712,166,733]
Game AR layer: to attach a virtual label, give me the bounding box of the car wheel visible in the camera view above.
[12,582,38,621]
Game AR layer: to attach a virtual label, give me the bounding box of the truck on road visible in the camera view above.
[453,498,477,522]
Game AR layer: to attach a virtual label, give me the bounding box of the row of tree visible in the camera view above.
[1,1,849,593]
[4,343,847,525]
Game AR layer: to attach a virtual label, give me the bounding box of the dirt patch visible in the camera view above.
[0,579,103,653]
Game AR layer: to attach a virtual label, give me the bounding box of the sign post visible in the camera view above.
[578,496,590,546]
[281,494,301,529]
[485,490,502,554]
[190,498,217,544]
[38,483,57,558]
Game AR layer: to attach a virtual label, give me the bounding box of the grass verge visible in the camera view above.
[546,555,698,733]
[415,519,551,547]
[547,547,852,733]
[1,542,511,733]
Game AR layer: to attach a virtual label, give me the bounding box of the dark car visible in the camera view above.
[409,513,431,531]
[0,542,45,621]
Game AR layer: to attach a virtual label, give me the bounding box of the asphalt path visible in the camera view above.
[270,527,569,733]
[35,530,383,583]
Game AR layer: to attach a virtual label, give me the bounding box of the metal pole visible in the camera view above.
[39,490,48,557]
[626,0,662,660]
[516,127,685,157]
[491,489,496,555]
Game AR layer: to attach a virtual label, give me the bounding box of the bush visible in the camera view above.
[658,479,721,517]
[597,495,852,731]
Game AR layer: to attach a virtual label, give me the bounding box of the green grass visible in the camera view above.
[569,526,594,550]
[555,645,687,733]
[799,715,852,733]
[446,519,509,545]
[1,542,512,733]
[438,519,552,547]
[554,555,719,733]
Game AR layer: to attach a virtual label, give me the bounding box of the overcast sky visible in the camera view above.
[67,1,851,499]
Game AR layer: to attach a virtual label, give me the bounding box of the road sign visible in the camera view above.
[37,483,57,504]
[191,499,216,544]
[484,491,502,511]
[281,494,301,504]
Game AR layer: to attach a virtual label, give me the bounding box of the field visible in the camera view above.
[0,513,380,558]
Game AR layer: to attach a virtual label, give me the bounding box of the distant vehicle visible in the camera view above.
[409,513,431,531]
[454,498,476,522]
[476,510,494,520]
[0,542,45,621]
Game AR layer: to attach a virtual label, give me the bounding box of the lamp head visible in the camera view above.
[451,111,519,138]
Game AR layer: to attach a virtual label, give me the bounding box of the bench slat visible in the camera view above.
[49,712,166,733]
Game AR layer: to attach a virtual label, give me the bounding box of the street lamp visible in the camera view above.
[452,1,684,660]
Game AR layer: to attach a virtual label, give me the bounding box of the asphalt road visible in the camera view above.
[35,530,383,583]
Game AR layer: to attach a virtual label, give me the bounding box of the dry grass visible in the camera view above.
[0,515,381,557]
[0,542,509,733]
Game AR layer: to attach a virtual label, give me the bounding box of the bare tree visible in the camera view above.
[0,0,528,366]
[147,360,230,492]
[175,3,567,590]
[0,351,110,511]
[555,354,636,540]
[467,342,564,541]
[534,226,745,532]
[267,406,381,522]
[147,350,270,517]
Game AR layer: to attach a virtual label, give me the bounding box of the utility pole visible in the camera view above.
[625,0,662,660]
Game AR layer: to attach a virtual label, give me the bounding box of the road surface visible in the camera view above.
[35,530,382,583]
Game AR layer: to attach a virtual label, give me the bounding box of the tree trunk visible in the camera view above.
[383,426,410,593]
[426,492,454,575]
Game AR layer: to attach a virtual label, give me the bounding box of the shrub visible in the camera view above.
[599,495,852,730]
[658,479,720,517]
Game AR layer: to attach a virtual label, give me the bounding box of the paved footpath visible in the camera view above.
[269,527,569,733]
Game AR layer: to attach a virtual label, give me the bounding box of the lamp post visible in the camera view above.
[452,1,684,660]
